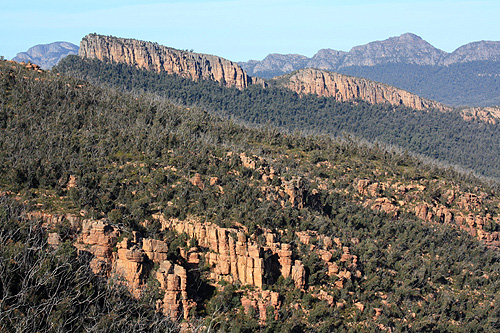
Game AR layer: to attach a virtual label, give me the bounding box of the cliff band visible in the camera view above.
[277,68,450,111]
[79,34,254,89]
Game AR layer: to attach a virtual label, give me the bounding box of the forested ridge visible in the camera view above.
[56,56,500,179]
[2,59,500,331]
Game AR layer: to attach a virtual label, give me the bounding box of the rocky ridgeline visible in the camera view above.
[356,179,500,249]
[460,106,500,124]
[235,151,500,251]
[79,34,262,89]
[240,33,500,77]
[276,68,449,111]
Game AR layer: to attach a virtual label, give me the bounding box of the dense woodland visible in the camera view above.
[56,56,500,179]
[2,59,500,331]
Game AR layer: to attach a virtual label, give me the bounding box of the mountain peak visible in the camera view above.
[396,32,423,42]
[345,33,446,67]
[12,41,79,69]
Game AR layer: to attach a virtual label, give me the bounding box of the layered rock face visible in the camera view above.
[79,34,255,89]
[278,68,449,111]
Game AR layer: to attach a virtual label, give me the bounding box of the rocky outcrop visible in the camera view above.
[113,237,149,296]
[241,290,281,323]
[460,107,500,124]
[77,219,120,275]
[42,210,364,322]
[189,173,204,190]
[356,177,500,250]
[156,260,195,319]
[79,34,258,89]
[154,216,360,291]
[277,68,449,111]
[158,217,270,288]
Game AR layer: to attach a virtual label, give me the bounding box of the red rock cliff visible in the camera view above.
[79,34,256,89]
[277,68,450,111]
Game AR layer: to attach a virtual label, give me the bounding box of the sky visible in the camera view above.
[1,0,500,62]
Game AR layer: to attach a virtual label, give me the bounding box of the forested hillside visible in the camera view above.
[56,56,500,179]
[2,58,500,331]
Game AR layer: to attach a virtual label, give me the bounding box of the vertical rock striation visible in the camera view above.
[78,34,257,89]
[277,68,449,111]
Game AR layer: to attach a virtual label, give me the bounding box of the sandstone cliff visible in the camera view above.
[79,34,259,89]
[276,68,449,111]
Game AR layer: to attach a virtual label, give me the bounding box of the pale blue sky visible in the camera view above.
[2,0,499,62]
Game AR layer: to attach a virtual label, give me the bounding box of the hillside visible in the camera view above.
[56,54,500,179]
[239,33,500,106]
[12,41,79,70]
[4,55,500,331]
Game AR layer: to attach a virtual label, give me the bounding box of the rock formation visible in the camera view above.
[277,68,449,111]
[113,237,149,296]
[156,260,195,319]
[356,177,500,250]
[76,219,120,275]
[241,290,281,323]
[159,217,272,289]
[155,216,361,291]
[79,34,259,89]
[460,107,500,125]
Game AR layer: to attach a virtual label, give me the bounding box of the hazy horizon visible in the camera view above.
[2,0,499,62]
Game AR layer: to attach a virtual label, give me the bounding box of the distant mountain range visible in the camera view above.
[239,33,500,77]
[238,33,500,106]
[12,42,79,69]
